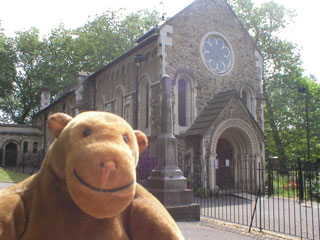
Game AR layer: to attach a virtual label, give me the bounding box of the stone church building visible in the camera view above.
[1,0,265,193]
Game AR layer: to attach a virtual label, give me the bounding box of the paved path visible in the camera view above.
[177,220,283,240]
[196,195,320,240]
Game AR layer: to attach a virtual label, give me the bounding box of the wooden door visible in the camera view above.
[216,139,233,188]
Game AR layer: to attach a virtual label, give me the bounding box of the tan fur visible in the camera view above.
[0,111,184,240]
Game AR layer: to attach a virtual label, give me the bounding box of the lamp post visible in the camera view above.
[134,54,147,129]
[298,87,310,163]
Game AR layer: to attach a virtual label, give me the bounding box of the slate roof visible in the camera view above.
[185,89,238,136]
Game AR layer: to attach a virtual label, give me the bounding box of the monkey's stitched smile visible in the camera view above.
[73,169,134,193]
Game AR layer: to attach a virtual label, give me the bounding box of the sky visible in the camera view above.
[0,0,319,81]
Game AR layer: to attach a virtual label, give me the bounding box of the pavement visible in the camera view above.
[177,219,292,240]
[0,182,288,239]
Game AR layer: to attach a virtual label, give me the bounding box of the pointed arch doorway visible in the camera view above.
[216,138,234,189]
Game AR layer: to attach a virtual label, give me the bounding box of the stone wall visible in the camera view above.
[165,0,263,130]
[93,39,162,136]
[160,0,264,190]
[0,124,42,166]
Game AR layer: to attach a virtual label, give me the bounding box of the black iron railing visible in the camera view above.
[1,150,44,175]
[194,160,320,240]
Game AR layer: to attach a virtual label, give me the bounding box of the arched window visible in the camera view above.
[124,96,133,125]
[23,142,28,153]
[115,88,124,117]
[97,96,104,111]
[33,142,38,153]
[174,74,195,133]
[242,90,247,107]
[178,79,187,126]
[240,85,256,118]
[139,77,150,132]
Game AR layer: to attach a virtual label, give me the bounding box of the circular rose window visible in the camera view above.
[201,33,233,75]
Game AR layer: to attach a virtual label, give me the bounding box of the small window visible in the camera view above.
[242,91,247,107]
[115,88,124,117]
[23,142,28,153]
[240,85,256,118]
[33,142,38,153]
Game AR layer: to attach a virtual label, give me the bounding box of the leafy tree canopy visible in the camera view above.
[0,8,162,124]
[228,0,320,163]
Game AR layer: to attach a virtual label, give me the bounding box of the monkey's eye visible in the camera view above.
[122,134,129,144]
[83,128,91,137]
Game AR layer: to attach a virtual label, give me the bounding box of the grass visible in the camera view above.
[0,168,29,183]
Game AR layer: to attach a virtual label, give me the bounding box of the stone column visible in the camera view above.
[209,153,217,192]
[147,75,200,221]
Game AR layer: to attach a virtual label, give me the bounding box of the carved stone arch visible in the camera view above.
[210,118,260,156]
[166,64,195,84]
[208,118,261,191]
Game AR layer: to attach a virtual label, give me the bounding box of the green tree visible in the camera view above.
[38,25,79,93]
[0,8,162,124]
[0,28,44,123]
[73,9,162,72]
[228,0,320,166]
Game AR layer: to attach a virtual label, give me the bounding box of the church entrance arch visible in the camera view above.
[209,118,261,192]
[5,142,18,167]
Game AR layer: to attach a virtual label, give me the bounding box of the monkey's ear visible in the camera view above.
[48,113,73,138]
[134,130,148,153]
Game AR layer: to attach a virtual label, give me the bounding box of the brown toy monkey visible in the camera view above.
[0,111,184,240]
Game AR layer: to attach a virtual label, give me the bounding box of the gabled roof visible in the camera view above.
[161,0,263,58]
[88,34,158,80]
[186,90,236,136]
[185,90,264,137]
[91,0,263,81]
